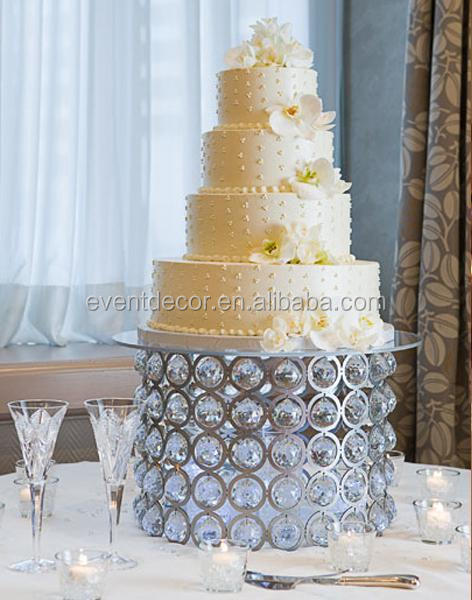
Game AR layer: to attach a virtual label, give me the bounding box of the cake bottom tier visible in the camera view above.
[149,259,382,336]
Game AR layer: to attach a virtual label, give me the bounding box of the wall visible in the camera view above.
[342,0,409,316]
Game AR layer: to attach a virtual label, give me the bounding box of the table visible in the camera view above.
[0,461,469,599]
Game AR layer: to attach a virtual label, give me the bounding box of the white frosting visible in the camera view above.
[217,67,317,126]
[146,35,387,344]
[149,259,381,336]
[185,192,351,261]
[202,128,333,189]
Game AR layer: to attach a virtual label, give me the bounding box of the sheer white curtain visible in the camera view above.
[0,0,150,345]
[0,0,339,346]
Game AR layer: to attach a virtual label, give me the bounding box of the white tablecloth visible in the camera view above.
[0,461,469,599]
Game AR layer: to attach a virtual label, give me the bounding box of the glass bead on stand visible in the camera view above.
[116,329,421,550]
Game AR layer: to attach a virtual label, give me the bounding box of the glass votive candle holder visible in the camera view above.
[327,522,376,573]
[413,499,462,544]
[385,450,405,487]
[55,549,111,600]
[16,458,57,478]
[15,477,59,518]
[199,539,248,593]
[455,525,471,573]
[416,467,460,499]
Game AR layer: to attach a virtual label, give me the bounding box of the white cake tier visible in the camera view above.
[149,259,381,336]
[216,67,317,126]
[201,129,333,191]
[185,192,351,261]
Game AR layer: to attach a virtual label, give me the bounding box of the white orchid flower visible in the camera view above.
[283,311,312,336]
[261,316,296,353]
[297,238,332,265]
[251,18,292,44]
[267,95,335,140]
[332,312,386,351]
[224,41,257,68]
[290,224,333,265]
[306,310,340,351]
[249,226,296,264]
[291,158,352,200]
[250,223,332,265]
[225,18,313,69]
[286,41,314,68]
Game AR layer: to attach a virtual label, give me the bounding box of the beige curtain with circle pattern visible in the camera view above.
[390,0,471,468]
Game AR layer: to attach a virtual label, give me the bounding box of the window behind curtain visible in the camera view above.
[0,0,341,346]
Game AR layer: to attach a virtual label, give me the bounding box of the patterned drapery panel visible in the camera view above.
[390,0,471,467]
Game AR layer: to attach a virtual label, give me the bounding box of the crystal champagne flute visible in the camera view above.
[85,398,140,570]
[8,399,68,573]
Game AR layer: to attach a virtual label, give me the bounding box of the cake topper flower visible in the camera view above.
[224,41,257,68]
[267,95,335,140]
[249,223,333,265]
[224,18,313,69]
[291,158,352,199]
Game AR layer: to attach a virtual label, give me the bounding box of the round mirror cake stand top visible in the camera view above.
[115,327,420,357]
[114,327,420,551]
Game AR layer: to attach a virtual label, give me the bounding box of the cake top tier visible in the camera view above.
[217,18,334,134]
[216,67,318,127]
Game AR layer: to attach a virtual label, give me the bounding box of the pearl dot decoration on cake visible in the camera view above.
[184,192,352,262]
[150,259,381,336]
[201,129,333,190]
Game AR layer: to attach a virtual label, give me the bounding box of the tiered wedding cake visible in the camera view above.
[148,19,392,352]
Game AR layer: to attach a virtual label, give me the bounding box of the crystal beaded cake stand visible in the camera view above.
[115,327,420,551]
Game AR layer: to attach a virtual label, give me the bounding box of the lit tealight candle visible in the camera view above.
[330,528,374,572]
[414,498,461,544]
[426,502,452,530]
[19,486,30,503]
[69,553,99,583]
[338,531,364,553]
[417,467,460,499]
[56,549,110,599]
[211,541,239,568]
[427,471,448,496]
[199,539,248,593]
[18,484,31,518]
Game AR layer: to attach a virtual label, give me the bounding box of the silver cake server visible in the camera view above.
[245,572,420,590]
[246,569,342,583]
